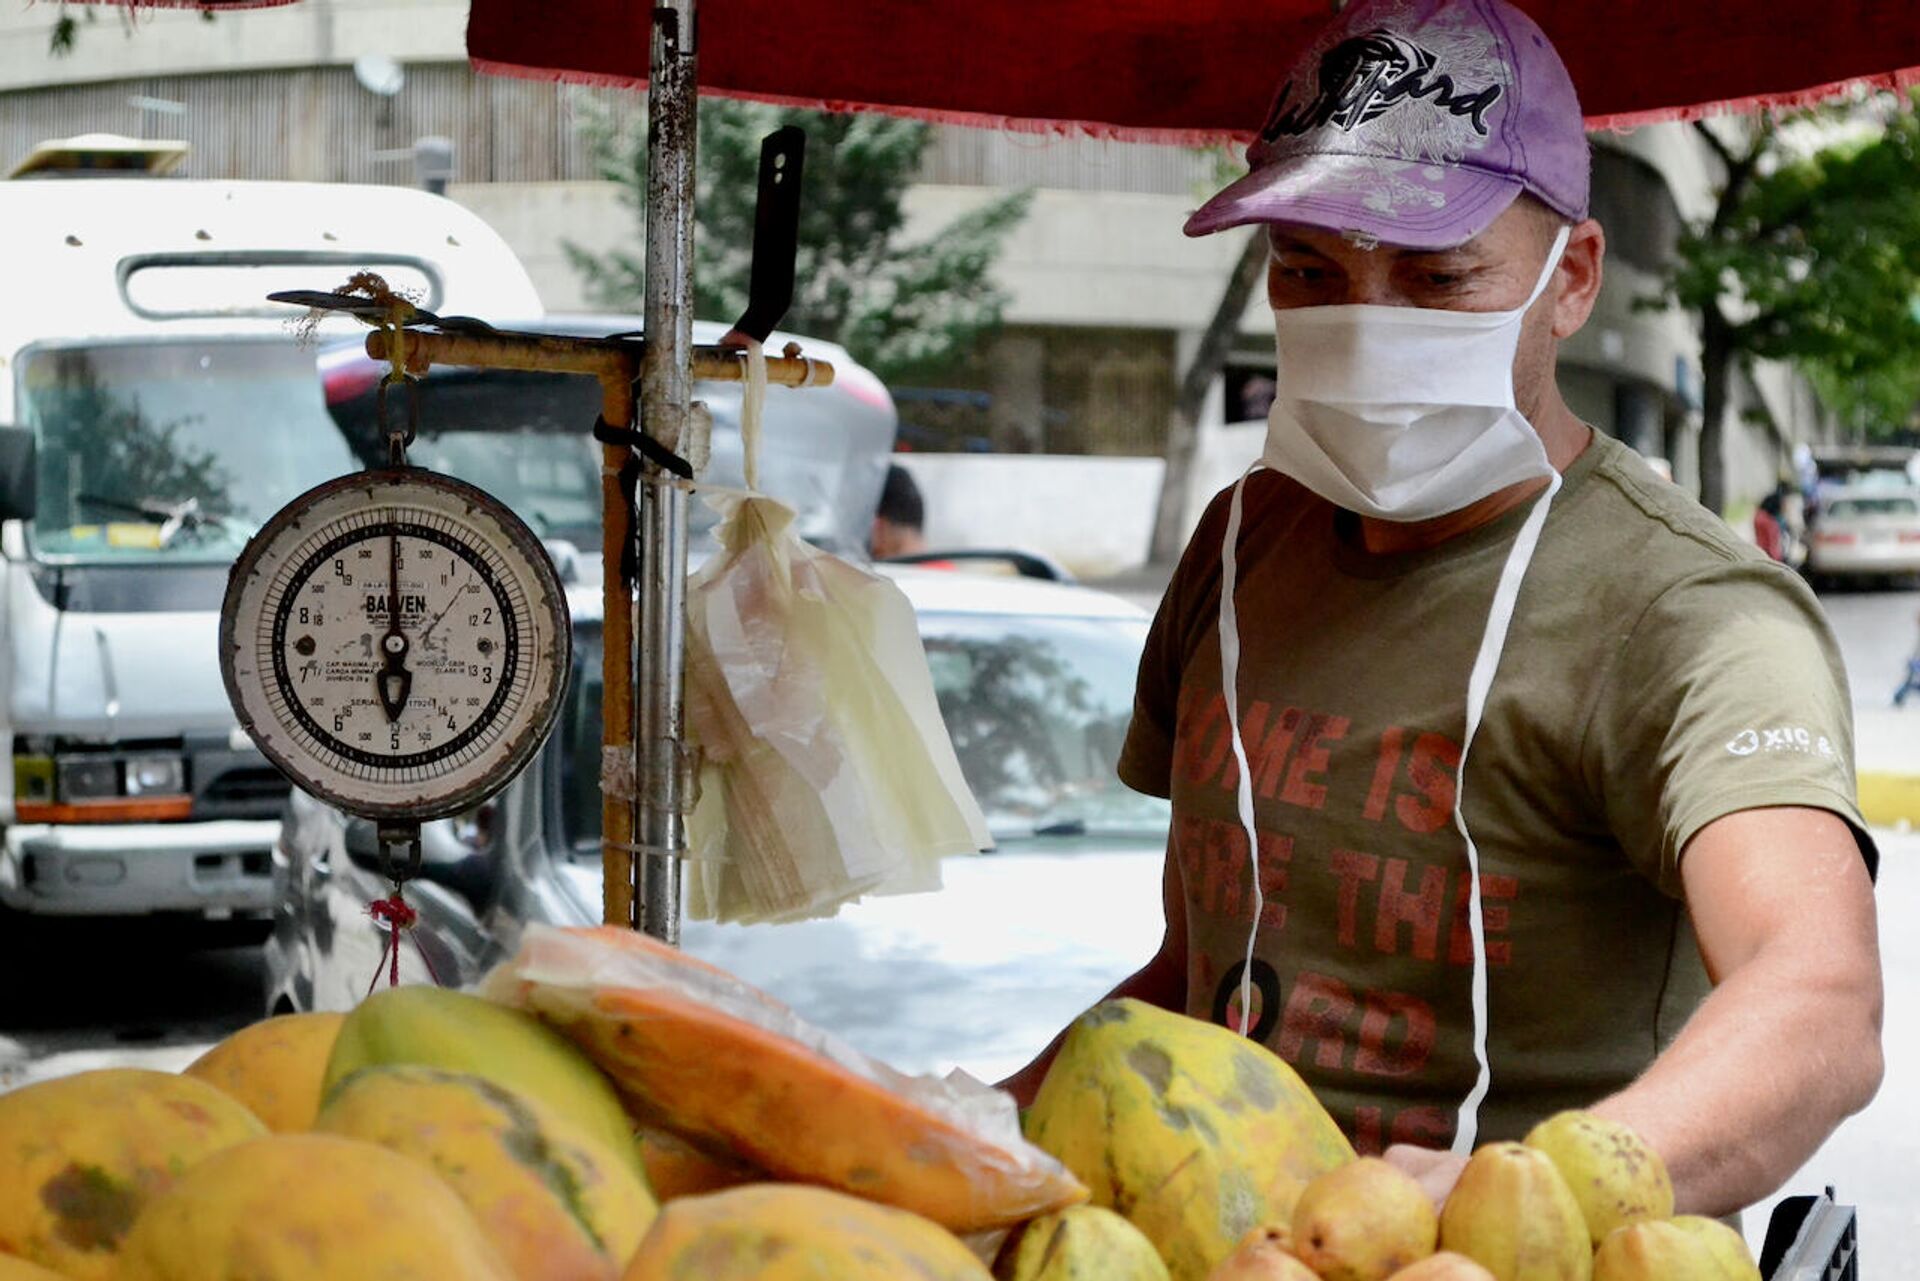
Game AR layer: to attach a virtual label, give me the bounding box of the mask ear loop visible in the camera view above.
[1218,464,1266,1035]
[1450,468,1561,1153]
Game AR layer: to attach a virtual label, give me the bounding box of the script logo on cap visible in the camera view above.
[1254,2,1511,174]
[1265,30,1503,141]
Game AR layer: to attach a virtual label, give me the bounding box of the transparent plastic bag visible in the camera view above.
[480,925,1085,1231]
[683,488,991,923]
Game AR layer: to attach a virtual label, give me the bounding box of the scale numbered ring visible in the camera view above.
[221,468,571,821]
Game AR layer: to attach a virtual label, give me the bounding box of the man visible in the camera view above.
[870,462,932,560]
[1005,0,1882,1220]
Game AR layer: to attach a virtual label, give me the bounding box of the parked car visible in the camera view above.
[1805,486,1920,587]
[1808,443,1920,510]
[264,565,1167,1079]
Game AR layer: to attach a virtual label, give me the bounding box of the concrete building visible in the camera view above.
[0,0,1836,572]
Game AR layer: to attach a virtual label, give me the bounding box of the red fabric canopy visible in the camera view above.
[464,1,1920,136]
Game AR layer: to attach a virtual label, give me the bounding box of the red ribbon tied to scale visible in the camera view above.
[366,891,441,994]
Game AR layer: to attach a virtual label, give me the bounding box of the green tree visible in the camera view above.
[568,99,1030,385]
[1651,101,1920,512]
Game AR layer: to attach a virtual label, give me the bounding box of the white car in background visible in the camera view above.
[264,566,1169,1081]
[1807,486,1920,587]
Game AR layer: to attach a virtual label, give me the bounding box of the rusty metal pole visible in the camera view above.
[636,0,698,944]
[599,369,638,929]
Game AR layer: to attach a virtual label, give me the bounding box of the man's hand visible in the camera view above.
[1382,1144,1466,1210]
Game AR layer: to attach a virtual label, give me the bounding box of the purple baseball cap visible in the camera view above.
[1185,0,1589,249]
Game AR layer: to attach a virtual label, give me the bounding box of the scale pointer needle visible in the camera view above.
[378,530,412,722]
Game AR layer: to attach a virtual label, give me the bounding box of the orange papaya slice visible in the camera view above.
[481,925,1086,1232]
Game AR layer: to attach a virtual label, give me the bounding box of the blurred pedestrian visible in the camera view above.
[871,463,932,560]
[1754,489,1786,562]
[1777,477,1808,566]
[1896,611,1920,708]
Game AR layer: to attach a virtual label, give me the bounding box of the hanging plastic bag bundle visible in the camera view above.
[683,341,990,923]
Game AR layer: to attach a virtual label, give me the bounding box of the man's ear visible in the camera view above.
[1551,218,1605,339]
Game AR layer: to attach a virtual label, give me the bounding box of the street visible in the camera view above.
[1,580,1916,1262]
[0,916,267,1089]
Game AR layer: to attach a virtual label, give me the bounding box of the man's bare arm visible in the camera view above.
[1589,806,1882,1215]
[998,846,1188,1107]
[1389,806,1882,1213]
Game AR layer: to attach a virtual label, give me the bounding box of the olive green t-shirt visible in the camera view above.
[1118,430,1874,1153]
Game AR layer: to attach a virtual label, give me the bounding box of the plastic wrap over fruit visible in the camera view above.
[480,924,1086,1231]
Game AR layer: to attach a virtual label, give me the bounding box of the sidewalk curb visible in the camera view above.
[1858,771,1920,830]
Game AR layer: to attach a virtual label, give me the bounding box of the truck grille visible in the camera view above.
[192,759,291,819]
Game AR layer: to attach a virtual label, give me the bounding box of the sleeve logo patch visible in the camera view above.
[1726,726,1837,758]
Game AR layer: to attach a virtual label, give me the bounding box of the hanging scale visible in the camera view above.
[220,367,571,974]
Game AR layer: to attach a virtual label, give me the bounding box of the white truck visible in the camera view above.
[0,136,544,923]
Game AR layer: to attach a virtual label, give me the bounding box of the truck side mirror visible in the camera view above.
[0,428,35,522]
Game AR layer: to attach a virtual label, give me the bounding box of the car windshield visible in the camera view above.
[917,610,1167,837]
[1825,495,1919,518]
[556,607,1169,850]
[17,339,357,564]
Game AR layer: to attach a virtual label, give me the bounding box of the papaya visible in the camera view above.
[637,1127,762,1200]
[993,1206,1170,1281]
[1666,1216,1762,1281]
[323,984,643,1179]
[1205,1230,1320,1281]
[1437,1144,1590,1281]
[483,925,1084,1232]
[183,1011,345,1132]
[1291,1157,1437,1281]
[622,1183,990,1281]
[1523,1112,1672,1246]
[112,1134,513,1281]
[313,1066,656,1281]
[1386,1254,1499,1280]
[0,1254,75,1281]
[1023,999,1354,1281]
[0,1068,265,1281]
[1593,1219,1760,1281]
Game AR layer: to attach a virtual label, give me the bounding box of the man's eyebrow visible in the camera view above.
[1266,233,1484,262]
[1267,234,1333,257]
[1393,244,1482,260]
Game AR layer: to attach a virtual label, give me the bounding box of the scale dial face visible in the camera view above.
[221,469,570,821]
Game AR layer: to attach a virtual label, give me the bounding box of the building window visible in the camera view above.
[894,327,1175,456]
[1588,145,1684,275]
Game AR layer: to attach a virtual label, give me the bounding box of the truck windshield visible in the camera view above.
[17,339,357,564]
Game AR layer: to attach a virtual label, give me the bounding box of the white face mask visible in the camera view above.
[1262,227,1570,522]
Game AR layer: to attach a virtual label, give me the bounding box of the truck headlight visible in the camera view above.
[124,755,187,797]
[56,755,122,801]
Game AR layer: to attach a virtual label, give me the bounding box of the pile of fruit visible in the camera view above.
[0,926,1764,1281]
